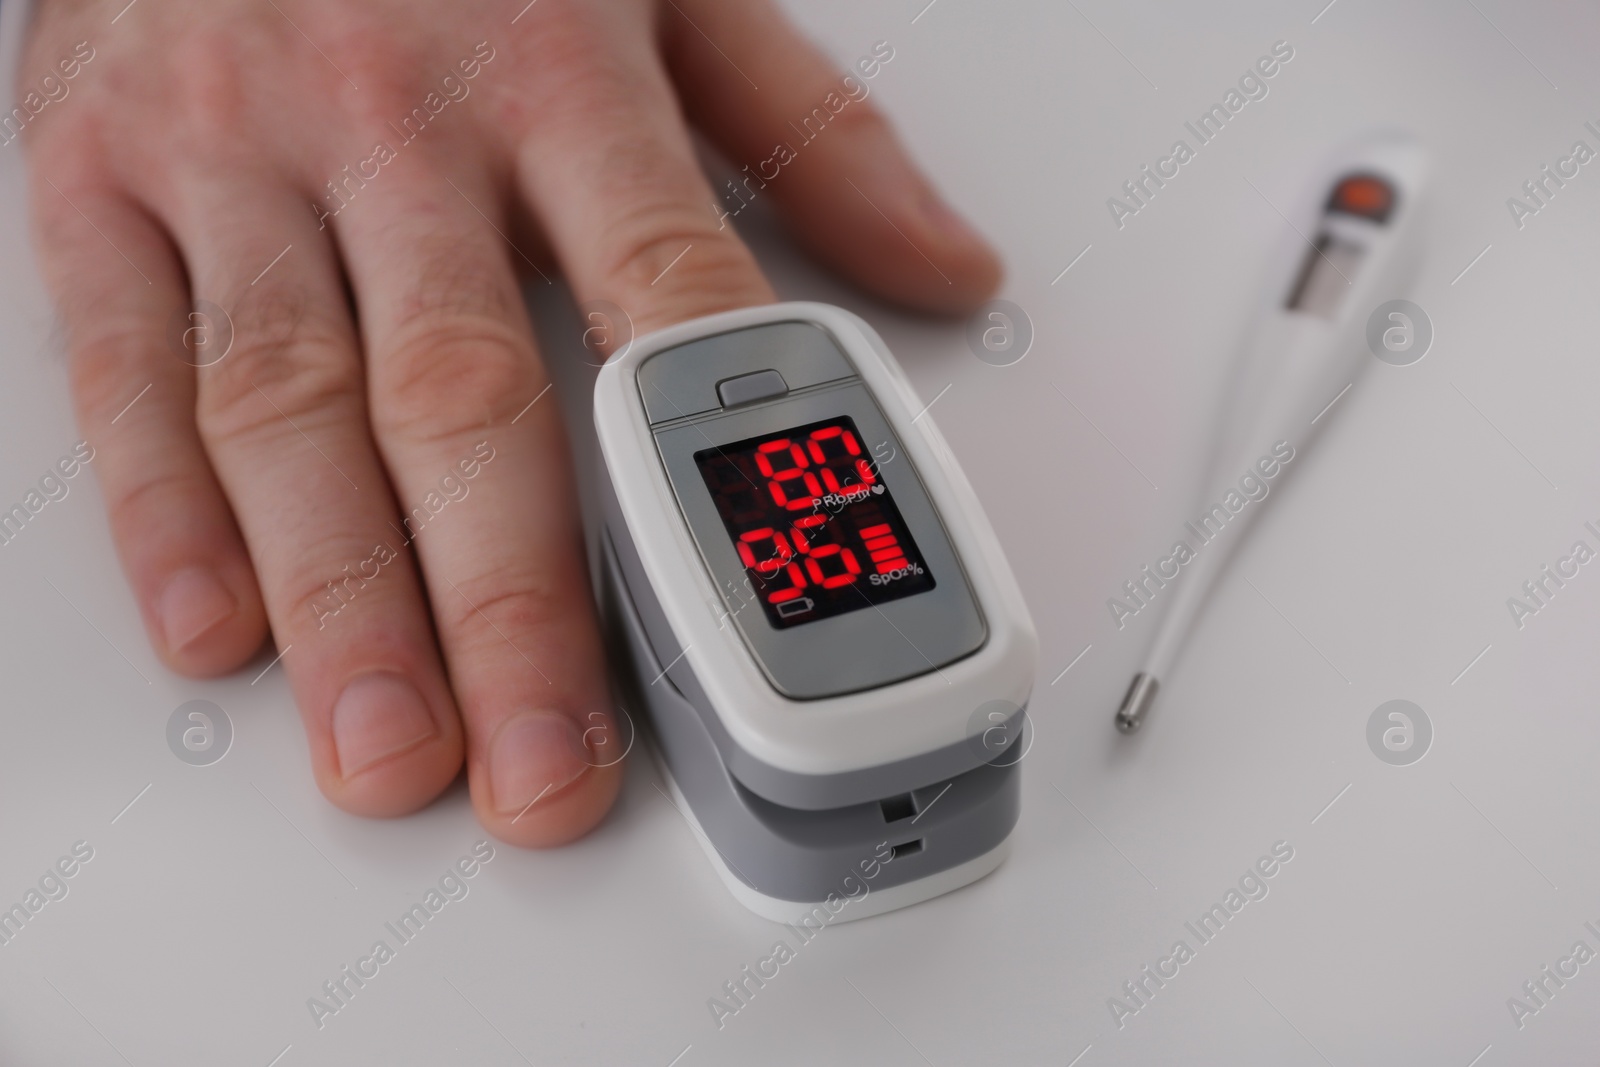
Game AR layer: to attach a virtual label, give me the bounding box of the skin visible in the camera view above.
[16,0,1001,847]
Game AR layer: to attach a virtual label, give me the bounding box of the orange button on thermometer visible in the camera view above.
[1327,173,1396,223]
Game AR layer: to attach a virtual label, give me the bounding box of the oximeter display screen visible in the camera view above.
[694,416,936,628]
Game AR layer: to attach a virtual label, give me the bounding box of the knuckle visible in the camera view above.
[227,275,320,345]
[440,574,567,648]
[199,338,361,444]
[600,207,765,307]
[280,544,401,634]
[196,285,360,442]
[394,236,518,326]
[284,578,337,633]
[375,317,534,444]
[104,468,198,532]
[67,321,163,419]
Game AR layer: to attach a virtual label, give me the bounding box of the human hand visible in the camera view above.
[17,0,1001,845]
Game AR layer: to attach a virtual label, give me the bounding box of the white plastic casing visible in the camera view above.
[593,302,1037,780]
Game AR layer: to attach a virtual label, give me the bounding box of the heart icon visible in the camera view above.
[871,484,885,494]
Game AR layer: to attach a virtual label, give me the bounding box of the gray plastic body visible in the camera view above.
[600,521,1020,904]
[596,312,1027,908]
[604,317,1020,809]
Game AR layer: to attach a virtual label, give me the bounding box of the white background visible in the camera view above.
[3,0,1600,1063]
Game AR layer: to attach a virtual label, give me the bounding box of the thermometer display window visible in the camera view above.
[694,416,936,629]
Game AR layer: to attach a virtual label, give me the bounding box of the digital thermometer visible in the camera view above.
[1116,134,1429,732]
[594,303,1037,921]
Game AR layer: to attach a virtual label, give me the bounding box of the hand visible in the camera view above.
[17,0,1001,845]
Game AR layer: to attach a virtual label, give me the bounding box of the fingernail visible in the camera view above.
[157,567,237,652]
[332,672,438,779]
[490,710,591,816]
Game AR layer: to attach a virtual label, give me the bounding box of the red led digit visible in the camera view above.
[754,437,823,510]
[809,425,872,492]
[789,513,864,584]
[807,425,874,493]
[736,527,794,576]
[767,469,824,511]
[821,467,874,494]
[802,544,862,589]
[767,562,808,603]
[805,426,838,464]
[805,424,860,463]
[754,438,808,478]
[807,425,861,457]
[790,514,825,554]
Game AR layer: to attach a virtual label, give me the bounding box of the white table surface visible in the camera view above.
[3,1,1599,1063]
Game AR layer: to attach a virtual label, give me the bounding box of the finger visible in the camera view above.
[508,15,775,333]
[169,177,464,817]
[28,171,267,675]
[664,0,1002,315]
[335,161,622,847]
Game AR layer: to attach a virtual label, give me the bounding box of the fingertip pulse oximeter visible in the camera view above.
[594,303,1036,921]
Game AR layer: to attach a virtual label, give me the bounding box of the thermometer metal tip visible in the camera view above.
[1114,673,1159,734]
